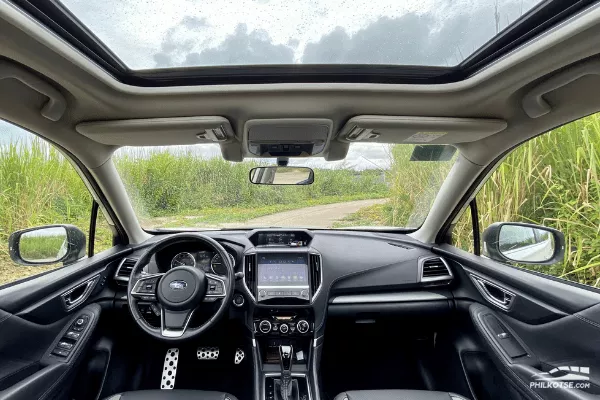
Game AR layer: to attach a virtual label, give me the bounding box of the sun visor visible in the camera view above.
[76,116,235,146]
[336,116,507,144]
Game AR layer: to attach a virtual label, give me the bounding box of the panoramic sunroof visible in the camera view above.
[57,0,545,70]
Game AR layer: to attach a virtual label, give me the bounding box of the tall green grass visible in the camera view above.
[453,114,600,287]
[115,148,388,221]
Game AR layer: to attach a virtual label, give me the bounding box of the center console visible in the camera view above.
[244,230,322,400]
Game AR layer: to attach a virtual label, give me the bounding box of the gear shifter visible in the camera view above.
[279,345,293,400]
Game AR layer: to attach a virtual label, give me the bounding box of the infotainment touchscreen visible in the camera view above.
[257,254,308,286]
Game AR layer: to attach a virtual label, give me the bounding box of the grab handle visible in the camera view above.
[523,59,600,118]
[0,60,66,121]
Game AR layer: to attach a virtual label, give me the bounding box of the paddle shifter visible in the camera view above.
[279,345,294,400]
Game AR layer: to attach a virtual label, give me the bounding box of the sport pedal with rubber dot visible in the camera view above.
[234,348,245,364]
[161,348,179,390]
[197,346,219,360]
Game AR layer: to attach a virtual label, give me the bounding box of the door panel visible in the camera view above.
[0,251,127,399]
[435,244,600,400]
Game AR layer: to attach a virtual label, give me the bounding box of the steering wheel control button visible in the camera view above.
[259,320,272,334]
[279,323,289,334]
[296,320,310,334]
[233,293,245,307]
[161,348,179,390]
[207,278,224,295]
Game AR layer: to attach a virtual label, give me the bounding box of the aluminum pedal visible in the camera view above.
[234,348,245,364]
[161,348,179,390]
[197,346,219,360]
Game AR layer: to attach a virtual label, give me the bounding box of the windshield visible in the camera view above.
[113,143,456,230]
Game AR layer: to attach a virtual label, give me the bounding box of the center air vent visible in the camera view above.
[309,253,323,297]
[420,257,452,283]
[114,258,137,283]
[244,254,257,298]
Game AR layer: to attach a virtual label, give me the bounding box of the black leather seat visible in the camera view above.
[334,390,469,400]
[104,389,238,400]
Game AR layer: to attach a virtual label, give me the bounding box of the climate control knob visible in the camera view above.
[279,323,289,334]
[296,320,310,334]
[258,320,272,334]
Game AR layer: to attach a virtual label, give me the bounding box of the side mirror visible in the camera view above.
[249,166,314,185]
[8,225,86,266]
[482,222,565,265]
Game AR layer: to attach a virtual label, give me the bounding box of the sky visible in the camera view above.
[59,0,541,69]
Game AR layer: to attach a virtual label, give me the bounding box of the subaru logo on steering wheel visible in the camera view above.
[169,280,187,290]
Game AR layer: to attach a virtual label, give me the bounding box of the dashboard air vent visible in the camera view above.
[420,257,452,283]
[244,254,257,298]
[309,253,322,297]
[115,258,137,282]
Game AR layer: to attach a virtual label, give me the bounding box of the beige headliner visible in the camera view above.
[1,1,600,243]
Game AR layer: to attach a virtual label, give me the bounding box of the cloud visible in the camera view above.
[154,23,294,68]
[151,0,536,69]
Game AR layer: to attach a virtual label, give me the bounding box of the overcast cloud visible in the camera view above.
[60,0,540,69]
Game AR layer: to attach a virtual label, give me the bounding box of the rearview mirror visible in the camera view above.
[249,166,314,185]
[8,225,86,266]
[482,222,565,265]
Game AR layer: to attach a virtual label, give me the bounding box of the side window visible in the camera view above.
[0,120,111,286]
[453,114,599,287]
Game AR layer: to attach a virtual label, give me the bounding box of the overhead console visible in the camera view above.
[244,119,333,157]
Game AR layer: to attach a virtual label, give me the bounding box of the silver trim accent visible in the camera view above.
[309,252,324,301]
[418,256,453,283]
[258,320,272,334]
[470,274,516,311]
[296,319,310,334]
[330,291,448,304]
[160,308,195,338]
[263,373,313,400]
[170,252,196,269]
[114,258,137,282]
[60,275,100,311]
[242,252,257,301]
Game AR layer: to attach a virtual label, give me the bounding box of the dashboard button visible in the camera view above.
[279,323,289,334]
[259,320,272,334]
[301,290,309,298]
[259,290,267,298]
[233,293,245,307]
[296,320,310,334]
[291,291,300,296]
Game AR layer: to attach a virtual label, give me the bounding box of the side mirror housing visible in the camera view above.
[482,222,565,265]
[8,225,86,266]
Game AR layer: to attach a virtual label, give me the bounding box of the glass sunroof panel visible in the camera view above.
[59,0,544,70]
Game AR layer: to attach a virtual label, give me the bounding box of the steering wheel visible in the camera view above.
[127,233,234,341]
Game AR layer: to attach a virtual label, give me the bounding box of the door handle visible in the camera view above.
[61,275,99,311]
[470,274,516,311]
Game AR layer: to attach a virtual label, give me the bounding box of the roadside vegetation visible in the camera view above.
[1,113,599,287]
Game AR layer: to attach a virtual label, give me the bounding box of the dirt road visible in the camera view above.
[229,198,388,228]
